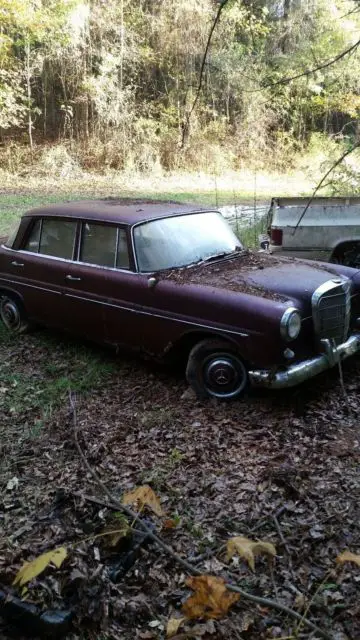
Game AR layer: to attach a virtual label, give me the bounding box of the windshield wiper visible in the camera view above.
[202,248,243,263]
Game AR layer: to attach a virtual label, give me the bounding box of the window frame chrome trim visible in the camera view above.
[1,245,134,274]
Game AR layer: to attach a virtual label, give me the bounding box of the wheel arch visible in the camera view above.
[330,239,360,261]
[0,286,25,307]
[165,329,247,366]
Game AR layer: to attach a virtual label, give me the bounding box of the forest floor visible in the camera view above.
[0,323,359,640]
[0,177,359,640]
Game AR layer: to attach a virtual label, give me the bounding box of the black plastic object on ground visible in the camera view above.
[0,589,72,638]
[109,523,154,583]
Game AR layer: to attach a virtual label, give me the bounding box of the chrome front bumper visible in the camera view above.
[249,333,360,389]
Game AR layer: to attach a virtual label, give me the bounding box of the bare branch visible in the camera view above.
[292,142,360,234]
[180,0,231,148]
[261,38,360,90]
[70,392,332,639]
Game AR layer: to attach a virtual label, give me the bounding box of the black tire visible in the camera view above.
[0,295,29,334]
[331,242,360,267]
[186,339,248,400]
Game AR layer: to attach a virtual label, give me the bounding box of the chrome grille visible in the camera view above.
[312,278,350,345]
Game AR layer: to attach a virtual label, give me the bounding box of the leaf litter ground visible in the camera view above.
[0,327,360,640]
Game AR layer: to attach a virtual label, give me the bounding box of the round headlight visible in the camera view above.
[280,308,301,341]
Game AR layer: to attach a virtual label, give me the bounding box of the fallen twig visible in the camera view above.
[70,392,332,640]
[273,514,295,580]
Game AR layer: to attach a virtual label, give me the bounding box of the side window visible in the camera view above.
[80,223,129,269]
[23,218,76,259]
[40,219,77,259]
[23,219,42,253]
[116,228,130,269]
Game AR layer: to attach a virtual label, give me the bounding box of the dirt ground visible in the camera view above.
[0,325,360,640]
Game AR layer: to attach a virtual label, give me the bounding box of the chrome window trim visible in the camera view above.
[2,245,133,274]
[114,227,120,268]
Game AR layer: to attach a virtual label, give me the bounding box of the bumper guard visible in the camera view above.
[249,333,360,389]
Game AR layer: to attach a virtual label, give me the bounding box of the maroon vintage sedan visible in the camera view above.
[1,199,360,399]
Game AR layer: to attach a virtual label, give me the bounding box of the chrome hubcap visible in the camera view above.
[203,355,246,398]
[1,299,21,331]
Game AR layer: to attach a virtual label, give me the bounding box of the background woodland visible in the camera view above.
[1,0,360,182]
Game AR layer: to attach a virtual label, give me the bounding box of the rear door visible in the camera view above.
[4,216,77,328]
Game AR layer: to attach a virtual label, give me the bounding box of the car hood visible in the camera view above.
[162,252,352,309]
[242,260,343,305]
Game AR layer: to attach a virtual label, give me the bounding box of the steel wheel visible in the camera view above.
[186,339,248,400]
[0,295,29,334]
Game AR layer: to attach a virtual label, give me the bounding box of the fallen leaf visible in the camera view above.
[226,536,276,571]
[166,617,185,637]
[122,485,164,517]
[336,551,360,567]
[182,575,240,620]
[163,519,178,529]
[6,477,19,491]
[13,547,67,587]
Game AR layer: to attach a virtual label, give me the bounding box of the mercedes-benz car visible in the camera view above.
[1,199,360,400]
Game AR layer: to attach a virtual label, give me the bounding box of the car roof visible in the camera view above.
[24,199,212,225]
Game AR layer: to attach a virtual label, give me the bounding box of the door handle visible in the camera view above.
[65,275,82,281]
[11,261,24,267]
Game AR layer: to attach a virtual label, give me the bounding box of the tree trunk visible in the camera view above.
[25,39,33,150]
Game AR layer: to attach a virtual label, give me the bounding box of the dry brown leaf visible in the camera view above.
[13,547,67,587]
[336,551,360,567]
[122,485,164,517]
[182,575,240,620]
[163,519,178,529]
[166,617,185,637]
[226,536,276,571]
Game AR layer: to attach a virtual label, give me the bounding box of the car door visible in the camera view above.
[61,220,140,344]
[5,216,77,329]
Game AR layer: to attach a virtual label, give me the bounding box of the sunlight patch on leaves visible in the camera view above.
[182,575,240,620]
[122,484,164,517]
[13,547,67,587]
[166,616,186,637]
[336,551,360,567]
[226,536,276,571]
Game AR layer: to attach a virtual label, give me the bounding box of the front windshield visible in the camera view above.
[133,211,242,272]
